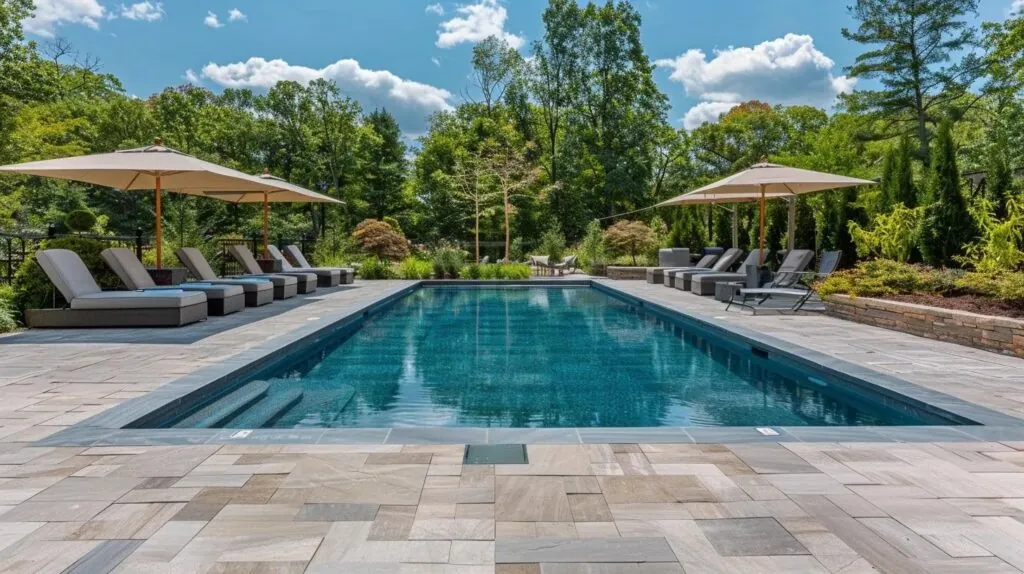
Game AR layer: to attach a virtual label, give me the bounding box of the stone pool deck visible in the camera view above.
[0,279,1022,571]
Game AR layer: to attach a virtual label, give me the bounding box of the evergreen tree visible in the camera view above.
[919,119,978,267]
[842,0,984,165]
[794,197,816,251]
[712,207,733,248]
[832,188,865,266]
[766,200,788,254]
[879,146,897,211]
[986,142,1014,218]
[363,109,408,220]
[894,134,918,208]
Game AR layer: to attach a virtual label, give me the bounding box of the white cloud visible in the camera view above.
[228,8,247,22]
[656,34,854,129]
[681,101,740,131]
[431,57,441,67]
[183,69,200,84]
[425,3,445,16]
[22,0,107,37]
[1011,0,1024,15]
[436,0,523,49]
[199,57,454,131]
[120,1,163,21]
[204,11,223,28]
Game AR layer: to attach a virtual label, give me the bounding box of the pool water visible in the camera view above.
[167,286,953,429]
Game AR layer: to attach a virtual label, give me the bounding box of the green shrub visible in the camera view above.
[497,263,531,279]
[577,219,607,275]
[382,216,403,234]
[956,271,1024,303]
[359,257,395,280]
[509,237,525,262]
[538,225,567,262]
[314,233,361,268]
[12,236,124,312]
[64,209,97,233]
[0,284,17,333]
[397,257,433,279]
[431,245,466,279]
[818,259,959,299]
[465,263,482,279]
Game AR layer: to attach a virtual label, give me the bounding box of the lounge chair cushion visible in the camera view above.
[228,244,267,275]
[739,288,808,297]
[658,249,690,267]
[152,283,244,300]
[178,247,219,281]
[101,248,158,290]
[284,245,313,269]
[36,249,102,301]
[70,289,206,310]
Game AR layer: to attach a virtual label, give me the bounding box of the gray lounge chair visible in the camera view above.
[177,247,291,301]
[645,248,691,284]
[662,251,728,289]
[284,245,354,285]
[25,249,207,328]
[728,250,842,312]
[690,249,769,296]
[267,245,342,288]
[668,248,744,291]
[228,244,318,295]
[102,248,245,316]
[550,254,578,275]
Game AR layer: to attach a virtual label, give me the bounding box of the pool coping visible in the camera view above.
[34,279,1024,447]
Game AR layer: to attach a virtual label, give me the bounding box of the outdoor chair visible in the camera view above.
[668,248,744,291]
[25,249,207,328]
[283,245,354,284]
[227,245,318,294]
[266,245,341,288]
[645,248,691,284]
[727,250,842,312]
[550,254,578,276]
[690,250,768,296]
[101,247,245,316]
[177,247,293,301]
[662,252,719,288]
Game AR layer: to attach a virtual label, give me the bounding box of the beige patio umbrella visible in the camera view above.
[0,139,280,268]
[681,162,874,264]
[657,189,795,250]
[201,170,342,258]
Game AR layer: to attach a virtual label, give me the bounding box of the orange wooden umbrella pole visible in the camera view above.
[263,191,269,259]
[155,175,163,269]
[758,183,766,265]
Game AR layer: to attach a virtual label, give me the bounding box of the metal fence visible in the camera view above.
[0,228,148,284]
[214,235,315,276]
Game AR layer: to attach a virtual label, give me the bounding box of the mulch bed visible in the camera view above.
[886,293,1024,320]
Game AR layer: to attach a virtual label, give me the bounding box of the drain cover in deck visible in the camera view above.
[463,444,528,465]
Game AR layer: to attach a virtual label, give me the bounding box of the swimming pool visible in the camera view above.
[154,286,967,429]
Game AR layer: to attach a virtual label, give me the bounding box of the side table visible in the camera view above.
[146,267,187,286]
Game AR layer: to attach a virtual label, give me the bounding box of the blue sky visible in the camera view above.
[21,0,1019,135]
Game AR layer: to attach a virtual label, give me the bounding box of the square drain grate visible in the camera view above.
[463,444,528,465]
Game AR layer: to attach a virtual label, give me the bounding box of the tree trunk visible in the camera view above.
[504,194,511,262]
[474,197,480,263]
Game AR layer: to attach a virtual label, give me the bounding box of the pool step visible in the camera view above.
[178,381,270,428]
[243,389,305,428]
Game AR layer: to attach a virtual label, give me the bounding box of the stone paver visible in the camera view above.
[0,280,1021,569]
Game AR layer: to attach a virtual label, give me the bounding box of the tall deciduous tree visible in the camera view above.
[363,109,407,220]
[470,36,522,114]
[841,0,983,165]
[919,118,977,266]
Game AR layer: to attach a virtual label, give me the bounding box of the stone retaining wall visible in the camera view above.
[824,295,1024,358]
[606,267,648,280]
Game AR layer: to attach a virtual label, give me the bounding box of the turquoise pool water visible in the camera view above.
[167,286,952,429]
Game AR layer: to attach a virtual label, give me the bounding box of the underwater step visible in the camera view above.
[177,380,270,428]
[242,389,305,428]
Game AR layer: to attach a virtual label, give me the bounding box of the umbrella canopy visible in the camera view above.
[670,162,875,263]
[688,162,875,196]
[0,141,279,194]
[202,171,343,258]
[0,139,281,267]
